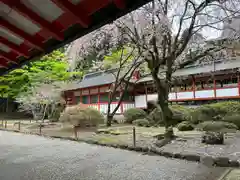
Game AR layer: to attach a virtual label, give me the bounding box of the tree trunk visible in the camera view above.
[106,114,113,127]
[152,72,174,138]
[41,104,48,123]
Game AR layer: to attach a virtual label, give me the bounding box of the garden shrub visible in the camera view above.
[146,107,163,125]
[123,108,147,123]
[132,119,150,127]
[59,104,104,127]
[223,114,240,129]
[190,101,240,124]
[177,121,194,131]
[196,121,238,132]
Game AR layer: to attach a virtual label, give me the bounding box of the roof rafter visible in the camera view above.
[0,18,44,51]
[0,50,17,63]
[1,0,64,41]
[0,37,30,57]
[113,0,126,9]
[0,58,8,68]
[50,0,91,28]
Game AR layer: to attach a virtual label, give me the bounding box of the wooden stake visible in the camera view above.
[39,124,42,135]
[4,121,7,128]
[133,127,136,147]
[74,126,78,140]
[18,121,21,131]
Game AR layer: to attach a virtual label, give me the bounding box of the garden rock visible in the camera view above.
[200,155,215,167]
[201,132,224,145]
[214,157,229,167]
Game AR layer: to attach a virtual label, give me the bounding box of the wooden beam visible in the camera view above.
[51,0,91,28]
[0,37,30,57]
[113,0,126,9]
[1,0,64,41]
[0,19,44,51]
[0,50,17,63]
[0,58,8,68]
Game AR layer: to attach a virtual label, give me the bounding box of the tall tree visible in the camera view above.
[115,0,240,137]
[102,46,142,126]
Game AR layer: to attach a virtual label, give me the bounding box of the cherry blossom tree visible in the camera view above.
[103,46,142,126]
[114,0,240,137]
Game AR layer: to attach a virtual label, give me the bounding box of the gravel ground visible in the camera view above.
[0,131,226,180]
[160,133,240,162]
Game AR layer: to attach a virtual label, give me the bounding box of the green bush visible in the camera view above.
[146,108,163,125]
[132,119,150,127]
[223,114,240,129]
[196,121,238,132]
[190,101,240,124]
[59,105,104,127]
[124,108,147,123]
[177,121,194,131]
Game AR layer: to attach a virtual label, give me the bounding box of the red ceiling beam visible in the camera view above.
[50,0,91,28]
[0,50,18,63]
[1,0,64,41]
[0,37,30,58]
[0,58,8,68]
[113,0,126,9]
[80,0,112,15]
[0,19,44,51]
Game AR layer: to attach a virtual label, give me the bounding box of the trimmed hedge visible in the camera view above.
[196,121,238,132]
[177,121,194,131]
[59,104,104,127]
[132,119,150,127]
[146,108,163,125]
[190,101,240,124]
[223,114,240,129]
[124,108,147,123]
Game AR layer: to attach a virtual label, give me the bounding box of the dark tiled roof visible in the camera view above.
[79,71,116,88]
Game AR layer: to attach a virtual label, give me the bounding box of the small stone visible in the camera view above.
[214,157,230,167]
[141,146,149,152]
[200,155,215,167]
[184,154,200,162]
[135,146,143,152]
[150,147,158,154]
[202,132,224,145]
[229,160,240,167]
[127,145,135,151]
[118,144,128,149]
[161,151,173,158]
[172,153,182,159]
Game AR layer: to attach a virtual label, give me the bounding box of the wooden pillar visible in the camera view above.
[88,88,90,105]
[238,73,240,96]
[144,83,148,108]
[72,91,76,105]
[213,76,217,98]
[192,75,196,99]
[98,87,100,111]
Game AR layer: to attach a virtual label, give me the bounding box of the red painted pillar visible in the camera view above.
[238,74,240,96]
[144,83,148,108]
[88,89,90,105]
[213,76,217,98]
[72,91,76,105]
[192,76,196,99]
[98,87,100,111]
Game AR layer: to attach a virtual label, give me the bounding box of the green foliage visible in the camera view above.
[123,108,147,123]
[132,119,150,127]
[223,114,240,129]
[196,121,238,132]
[60,105,104,127]
[146,108,163,125]
[177,121,194,131]
[103,47,134,69]
[190,101,240,124]
[0,50,82,99]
